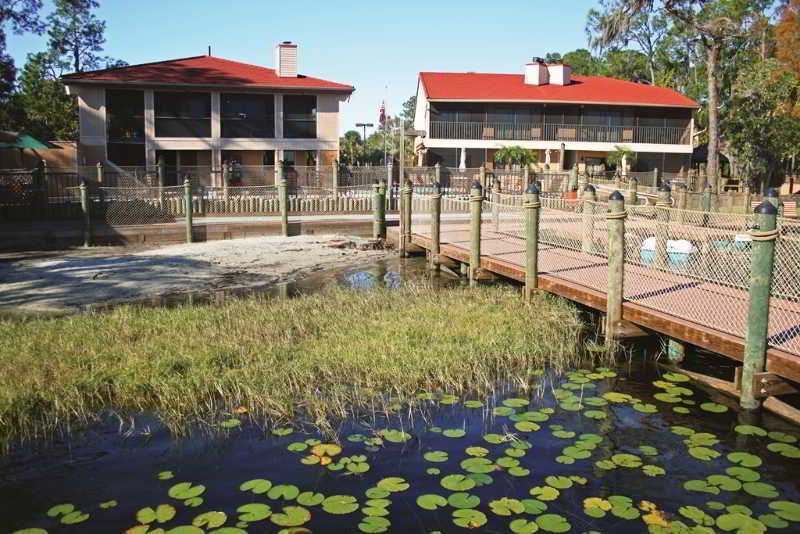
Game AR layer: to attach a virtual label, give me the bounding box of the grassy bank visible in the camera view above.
[0,284,585,448]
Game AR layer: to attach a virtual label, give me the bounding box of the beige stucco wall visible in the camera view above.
[317,94,340,143]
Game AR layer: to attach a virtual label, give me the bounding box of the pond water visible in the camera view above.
[2,359,800,534]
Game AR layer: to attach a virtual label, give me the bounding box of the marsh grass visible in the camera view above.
[0,283,586,449]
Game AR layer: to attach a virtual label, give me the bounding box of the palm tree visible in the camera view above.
[494,146,537,169]
[606,145,637,174]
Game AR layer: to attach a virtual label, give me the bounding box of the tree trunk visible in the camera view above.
[706,42,721,191]
[649,61,656,86]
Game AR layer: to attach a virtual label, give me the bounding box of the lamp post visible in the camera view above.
[355,123,374,147]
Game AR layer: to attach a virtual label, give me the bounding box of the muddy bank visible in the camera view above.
[0,235,391,313]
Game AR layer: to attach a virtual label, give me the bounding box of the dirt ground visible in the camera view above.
[0,235,391,313]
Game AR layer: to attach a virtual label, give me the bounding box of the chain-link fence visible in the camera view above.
[770,218,800,354]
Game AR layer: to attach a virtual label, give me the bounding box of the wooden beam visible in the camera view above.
[763,396,800,425]
[753,372,800,398]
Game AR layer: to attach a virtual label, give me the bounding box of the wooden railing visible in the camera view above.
[429,121,690,145]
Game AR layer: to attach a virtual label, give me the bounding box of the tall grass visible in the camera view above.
[0,284,585,449]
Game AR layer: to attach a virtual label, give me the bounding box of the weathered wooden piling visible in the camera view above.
[278,168,288,237]
[183,178,193,243]
[702,183,712,226]
[469,180,482,285]
[524,181,540,299]
[606,190,626,339]
[377,180,387,239]
[372,180,383,239]
[430,180,442,270]
[655,184,671,268]
[741,201,779,410]
[401,179,413,257]
[79,181,91,247]
[626,177,638,206]
[581,184,596,254]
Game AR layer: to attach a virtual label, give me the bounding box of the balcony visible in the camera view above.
[429,121,691,145]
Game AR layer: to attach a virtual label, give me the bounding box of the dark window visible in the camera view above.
[107,90,144,142]
[283,95,316,138]
[221,93,275,138]
[154,92,211,137]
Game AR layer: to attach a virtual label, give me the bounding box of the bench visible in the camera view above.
[752,200,797,218]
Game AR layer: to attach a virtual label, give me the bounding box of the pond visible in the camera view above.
[2,358,799,534]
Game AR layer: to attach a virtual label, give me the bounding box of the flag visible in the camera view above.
[379,101,385,126]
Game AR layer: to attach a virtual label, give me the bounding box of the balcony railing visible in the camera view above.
[429,121,691,145]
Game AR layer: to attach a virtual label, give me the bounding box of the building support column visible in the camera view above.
[459,147,467,170]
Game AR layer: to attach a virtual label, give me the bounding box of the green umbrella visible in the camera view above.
[0,131,52,149]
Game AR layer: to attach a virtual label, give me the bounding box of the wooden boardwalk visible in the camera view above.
[392,219,800,385]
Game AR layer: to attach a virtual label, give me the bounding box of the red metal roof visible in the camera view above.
[419,72,698,108]
[62,55,354,92]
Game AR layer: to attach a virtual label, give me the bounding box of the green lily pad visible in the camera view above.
[758,513,789,528]
[441,474,475,491]
[442,429,466,438]
[452,509,487,528]
[742,482,779,498]
[496,456,519,468]
[426,467,440,475]
[515,421,541,432]
[296,492,325,507]
[700,402,728,413]
[530,486,559,501]
[654,392,682,403]
[464,400,484,408]
[611,453,642,467]
[545,476,572,489]
[689,447,721,461]
[503,398,530,407]
[184,498,203,507]
[10,530,48,534]
[417,494,448,510]
[639,445,658,456]
[483,433,509,444]
[461,457,495,473]
[346,462,370,474]
[423,450,448,462]
[509,466,531,476]
[270,506,311,527]
[237,503,272,522]
[99,500,117,509]
[726,466,760,482]
[563,446,591,459]
[137,505,176,524]
[522,499,548,515]
[448,493,480,509]
[490,497,524,516]
[47,504,74,517]
[377,477,409,492]
[267,485,300,501]
[768,431,798,443]
[769,501,800,521]
[165,527,204,534]
[535,513,571,533]
[168,482,206,500]
[642,465,666,476]
[365,488,389,499]
[673,406,691,414]
[193,511,227,529]
[322,495,359,515]
[439,394,459,405]
[271,427,293,436]
[365,499,390,509]
[465,446,489,457]
[158,471,174,480]
[220,418,241,428]
[716,512,766,533]
[358,516,390,533]
[707,474,742,491]
[728,452,763,467]
[287,442,308,452]
[379,430,411,443]
[466,473,493,486]
[510,518,540,534]
[679,505,715,526]
[663,372,691,382]
[552,430,576,439]
[61,511,89,525]
[632,403,658,413]
[684,480,721,495]
[734,425,767,436]
[767,442,800,458]
[583,410,607,419]
[493,407,515,416]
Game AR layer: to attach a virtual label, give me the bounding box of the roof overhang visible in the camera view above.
[62,78,355,95]
[426,98,699,109]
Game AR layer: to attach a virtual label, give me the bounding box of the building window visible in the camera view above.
[221,93,275,138]
[107,89,144,142]
[283,95,316,138]
[154,91,211,137]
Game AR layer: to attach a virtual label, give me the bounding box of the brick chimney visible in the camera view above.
[524,57,549,86]
[275,41,298,78]
[546,62,571,86]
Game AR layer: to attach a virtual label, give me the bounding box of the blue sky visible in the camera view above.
[7,0,599,136]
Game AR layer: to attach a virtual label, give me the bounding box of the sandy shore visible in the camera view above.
[0,235,390,312]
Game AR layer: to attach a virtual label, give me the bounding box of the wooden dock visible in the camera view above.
[388,217,800,388]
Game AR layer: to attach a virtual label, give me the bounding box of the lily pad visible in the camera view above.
[442,429,466,438]
[768,431,797,443]
[452,509,487,528]
[742,482,779,498]
[510,518,540,534]
[379,430,411,443]
[417,494,448,510]
[503,398,530,407]
[423,450,448,462]
[466,446,489,457]
[490,498,525,516]
[464,400,484,408]
[377,477,409,492]
[726,466,760,482]
[535,513,571,533]
[296,492,325,507]
[767,442,800,458]
[267,485,300,500]
[642,465,666,476]
[769,501,800,521]
[310,444,342,457]
[461,457,495,473]
[270,506,311,527]
[193,512,227,529]
[545,476,572,489]
[728,452,762,467]
[689,447,721,461]
[735,425,767,436]
[716,512,766,534]
[700,402,728,413]
[611,453,642,468]
[237,503,272,522]
[530,486,559,501]
[448,493,481,509]
[168,482,206,500]
[220,418,241,428]
[322,495,359,515]
[61,511,90,525]
[137,505,176,524]
[358,516,390,533]
[441,474,475,491]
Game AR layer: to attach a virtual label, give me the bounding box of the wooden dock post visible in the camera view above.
[332,162,338,196]
[741,200,779,410]
[386,162,393,210]
[378,179,387,239]
[582,184,596,254]
[524,181,541,299]
[492,176,500,232]
[655,184,671,269]
[401,179,413,257]
[469,180,482,285]
[278,167,288,237]
[79,181,91,247]
[434,163,441,193]
[430,180,441,270]
[702,183,712,227]
[626,177,638,206]
[479,165,486,191]
[372,180,383,239]
[606,190,626,339]
[183,178,193,243]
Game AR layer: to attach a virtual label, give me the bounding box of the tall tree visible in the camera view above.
[776,0,800,78]
[0,0,44,118]
[589,0,775,190]
[17,51,77,139]
[401,95,416,127]
[47,0,107,73]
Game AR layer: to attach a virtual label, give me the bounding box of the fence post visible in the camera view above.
[702,183,713,226]
[626,177,638,206]
[479,165,486,191]
[400,179,413,257]
[278,166,288,237]
[740,201,779,410]
[653,167,659,188]
[378,179,387,239]
[332,162,338,196]
[95,161,103,184]
[79,181,91,247]
[386,162,393,210]
[430,180,441,271]
[34,160,48,219]
[524,182,540,299]
[492,177,500,232]
[223,163,230,203]
[157,156,165,208]
[606,190,626,340]
[469,180,482,285]
[655,184,671,269]
[523,167,530,189]
[372,180,382,240]
[183,178,193,243]
[434,163,441,193]
[676,183,687,224]
[581,184,597,254]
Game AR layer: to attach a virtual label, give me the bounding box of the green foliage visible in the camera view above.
[494,146,537,168]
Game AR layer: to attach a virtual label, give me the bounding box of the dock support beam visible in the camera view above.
[581,185,596,254]
[655,184,671,269]
[183,178,193,243]
[278,168,288,237]
[400,180,413,257]
[469,180,482,285]
[430,180,441,270]
[741,201,779,410]
[524,182,541,299]
[606,190,626,339]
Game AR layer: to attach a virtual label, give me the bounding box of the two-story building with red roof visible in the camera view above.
[62,42,354,186]
[413,59,699,174]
